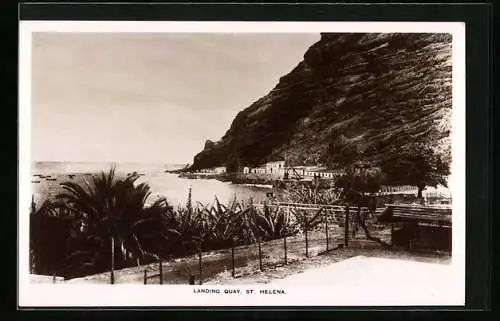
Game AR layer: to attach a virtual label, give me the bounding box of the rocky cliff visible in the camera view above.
[190,33,452,170]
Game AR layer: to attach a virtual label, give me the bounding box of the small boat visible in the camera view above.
[47,178,57,181]
[31,180,40,183]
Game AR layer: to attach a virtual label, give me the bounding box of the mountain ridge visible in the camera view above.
[190,33,452,171]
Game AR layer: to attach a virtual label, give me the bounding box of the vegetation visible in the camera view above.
[287,182,342,205]
[30,154,448,279]
[334,162,389,248]
[282,183,342,231]
[252,202,299,239]
[30,198,72,276]
[30,168,316,279]
[54,167,177,277]
[381,142,450,198]
[336,161,384,199]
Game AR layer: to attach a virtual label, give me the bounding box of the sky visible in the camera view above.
[31,32,320,164]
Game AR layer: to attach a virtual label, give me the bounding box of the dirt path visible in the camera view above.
[205,244,450,285]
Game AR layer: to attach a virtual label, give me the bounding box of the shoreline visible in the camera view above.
[239,183,274,189]
[177,172,333,189]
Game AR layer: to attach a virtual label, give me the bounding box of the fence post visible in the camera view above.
[53,272,56,284]
[143,269,147,285]
[325,209,329,252]
[198,244,203,285]
[285,206,289,265]
[159,256,163,285]
[390,223,394,249]
[283,234,288,265]
[258,238,263,271]
[231,243,235,278]
[110,237,115,285]
[305,212,309,258]
[354,205,361,239]
[344,205,350,248]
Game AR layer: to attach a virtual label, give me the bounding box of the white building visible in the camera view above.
[214,166,226,174]
[198,166,227,174]
[304,167,342,180]
[265,160,285,177]
[304,166,320,177]
[251,166,267,174]
[280,166,307,179]
[243,166,250,174]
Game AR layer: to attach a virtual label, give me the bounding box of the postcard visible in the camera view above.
[18,20,465,307]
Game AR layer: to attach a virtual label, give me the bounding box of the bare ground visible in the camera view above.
[206,246,451,285]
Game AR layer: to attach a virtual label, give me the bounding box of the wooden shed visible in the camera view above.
[378,204,452,254]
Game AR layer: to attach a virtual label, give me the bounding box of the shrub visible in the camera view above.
[252,202,299,240]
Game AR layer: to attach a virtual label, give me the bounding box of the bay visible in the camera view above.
[30,162,273,207]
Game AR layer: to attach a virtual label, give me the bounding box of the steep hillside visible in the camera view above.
[191,33,452,170]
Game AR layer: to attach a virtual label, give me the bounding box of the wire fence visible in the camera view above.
[41,200,452,284]
[105,203,393,285]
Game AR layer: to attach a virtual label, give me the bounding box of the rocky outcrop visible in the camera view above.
[190,33,452,170]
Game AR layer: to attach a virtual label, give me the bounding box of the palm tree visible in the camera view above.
[55,166,177,277]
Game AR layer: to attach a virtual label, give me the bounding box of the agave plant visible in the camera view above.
[287,184,341,205]
[237,197,260,245]
[163,188,206,255]
[252,202,299,241]
[195,195,251,249]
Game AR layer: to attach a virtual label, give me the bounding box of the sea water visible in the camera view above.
[30,162,272,207]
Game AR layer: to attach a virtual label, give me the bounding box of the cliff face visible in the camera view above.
[191,33,452,170]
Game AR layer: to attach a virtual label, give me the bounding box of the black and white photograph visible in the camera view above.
[18,21,465,307]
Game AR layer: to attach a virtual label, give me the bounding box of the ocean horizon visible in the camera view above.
[31,161,188,175]
[30,161,271,207]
